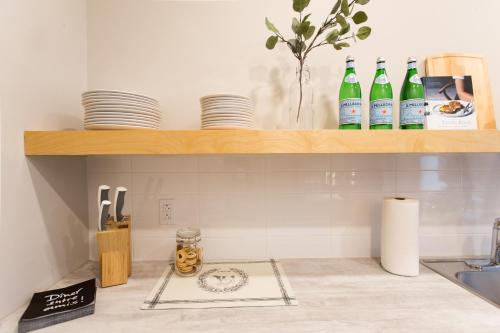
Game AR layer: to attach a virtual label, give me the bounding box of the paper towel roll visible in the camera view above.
[381,198,420,277]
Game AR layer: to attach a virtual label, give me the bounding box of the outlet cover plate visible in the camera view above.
[159,198,174,225]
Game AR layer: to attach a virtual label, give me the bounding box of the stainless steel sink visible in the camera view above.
[422,259,500,308]
[456,270,500,305]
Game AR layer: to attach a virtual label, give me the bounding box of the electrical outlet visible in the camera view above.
[159,199,174,225]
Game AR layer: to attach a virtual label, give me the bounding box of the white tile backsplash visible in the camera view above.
[87,154,500,261]
[267,235,332,259]
[198,172,263,194]
[331,154,396,171]
[396,171,461,192]
[199,193,266,238]
[133,173,198,195]
[331,171,396,193]
[199,155,266,173]
[266,172,330,193]
[396,154,463,171]
[131,156,198,173]
[203,237,268,260]
[462,153,500,171]
[266,154,330,171]
[331,192,384,233]
[462,170,500,191]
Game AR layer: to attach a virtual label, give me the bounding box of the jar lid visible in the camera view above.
[176,227,201,243]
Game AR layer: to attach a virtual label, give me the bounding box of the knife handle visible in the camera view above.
[114,187,127,222]
[98,185,110,211]
[98,200,111,231]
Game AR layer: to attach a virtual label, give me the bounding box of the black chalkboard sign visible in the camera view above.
[18,279,96,333]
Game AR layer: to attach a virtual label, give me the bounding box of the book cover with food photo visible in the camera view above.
[421,76,477,129]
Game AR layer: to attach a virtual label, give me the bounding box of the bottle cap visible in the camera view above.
[407,57,417,63]
[346,55,355,62]
[376,56,386,64]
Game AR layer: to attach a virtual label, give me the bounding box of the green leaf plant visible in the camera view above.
[265,0,373,122]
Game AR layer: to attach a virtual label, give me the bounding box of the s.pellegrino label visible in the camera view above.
[400,98,425,125]
[340,98,362,125]
[370,99,393,125]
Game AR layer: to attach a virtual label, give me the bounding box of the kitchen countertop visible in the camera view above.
[1,258,499,333]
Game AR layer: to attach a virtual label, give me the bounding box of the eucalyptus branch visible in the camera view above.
[265,0,373,122]
[303,0,357,60]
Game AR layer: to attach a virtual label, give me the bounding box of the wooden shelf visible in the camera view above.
[24,130,500,156]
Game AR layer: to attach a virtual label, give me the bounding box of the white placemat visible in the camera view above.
[142,260,297,310]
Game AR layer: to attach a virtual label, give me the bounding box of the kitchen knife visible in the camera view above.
[98,185,110,211]
[98,200,111,231]
[114,187,127,222]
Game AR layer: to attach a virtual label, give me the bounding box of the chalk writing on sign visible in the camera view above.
[43,288,85,312]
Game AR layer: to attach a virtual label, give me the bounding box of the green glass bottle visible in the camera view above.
[400,57,425,130]
[369,57,393,130]
[339,56,362,130]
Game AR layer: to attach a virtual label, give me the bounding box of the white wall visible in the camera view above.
[0,0,89,319]
[87,0,500,129]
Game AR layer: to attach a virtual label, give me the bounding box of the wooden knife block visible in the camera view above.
[96,216,132,288]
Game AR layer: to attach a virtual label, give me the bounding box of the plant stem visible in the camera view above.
[296,59,304,123]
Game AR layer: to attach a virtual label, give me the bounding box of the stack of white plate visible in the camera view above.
[82,90,161,130]
[200,94,256,130]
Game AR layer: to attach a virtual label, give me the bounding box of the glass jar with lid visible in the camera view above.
[175,227,203,276]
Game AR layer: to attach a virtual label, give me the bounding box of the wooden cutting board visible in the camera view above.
[425,53,496,129]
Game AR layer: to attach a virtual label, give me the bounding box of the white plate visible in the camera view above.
[84,106,161,118]
[200,94,250,101]
[85,113,160,121]
[201,125,256,130]
[83,90,159,104]
[201,102,251,108]
[201,100,251,107]
[202,120,255,126]
[85,117,160,125]
[82,101,160,112]
[85,111,160,121]
[83,121,160,128]
[201,110,254,118]
[83,99,160,109]
[84,103,160,113]
[83,97,159,108]
[85,123,159,130]
[201,105,252,111]
[202,115,254,120]
[201,116,255,121]
[85,115,160,123]
[202,114,253,120]
[85,117,158,124]
[83,98,159,108]
[202,108,253,115]
[85,113,161,123]
[84,106,161,116]
[82,93,159,103]
[201,99,251,105]
[201,103,252,110]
